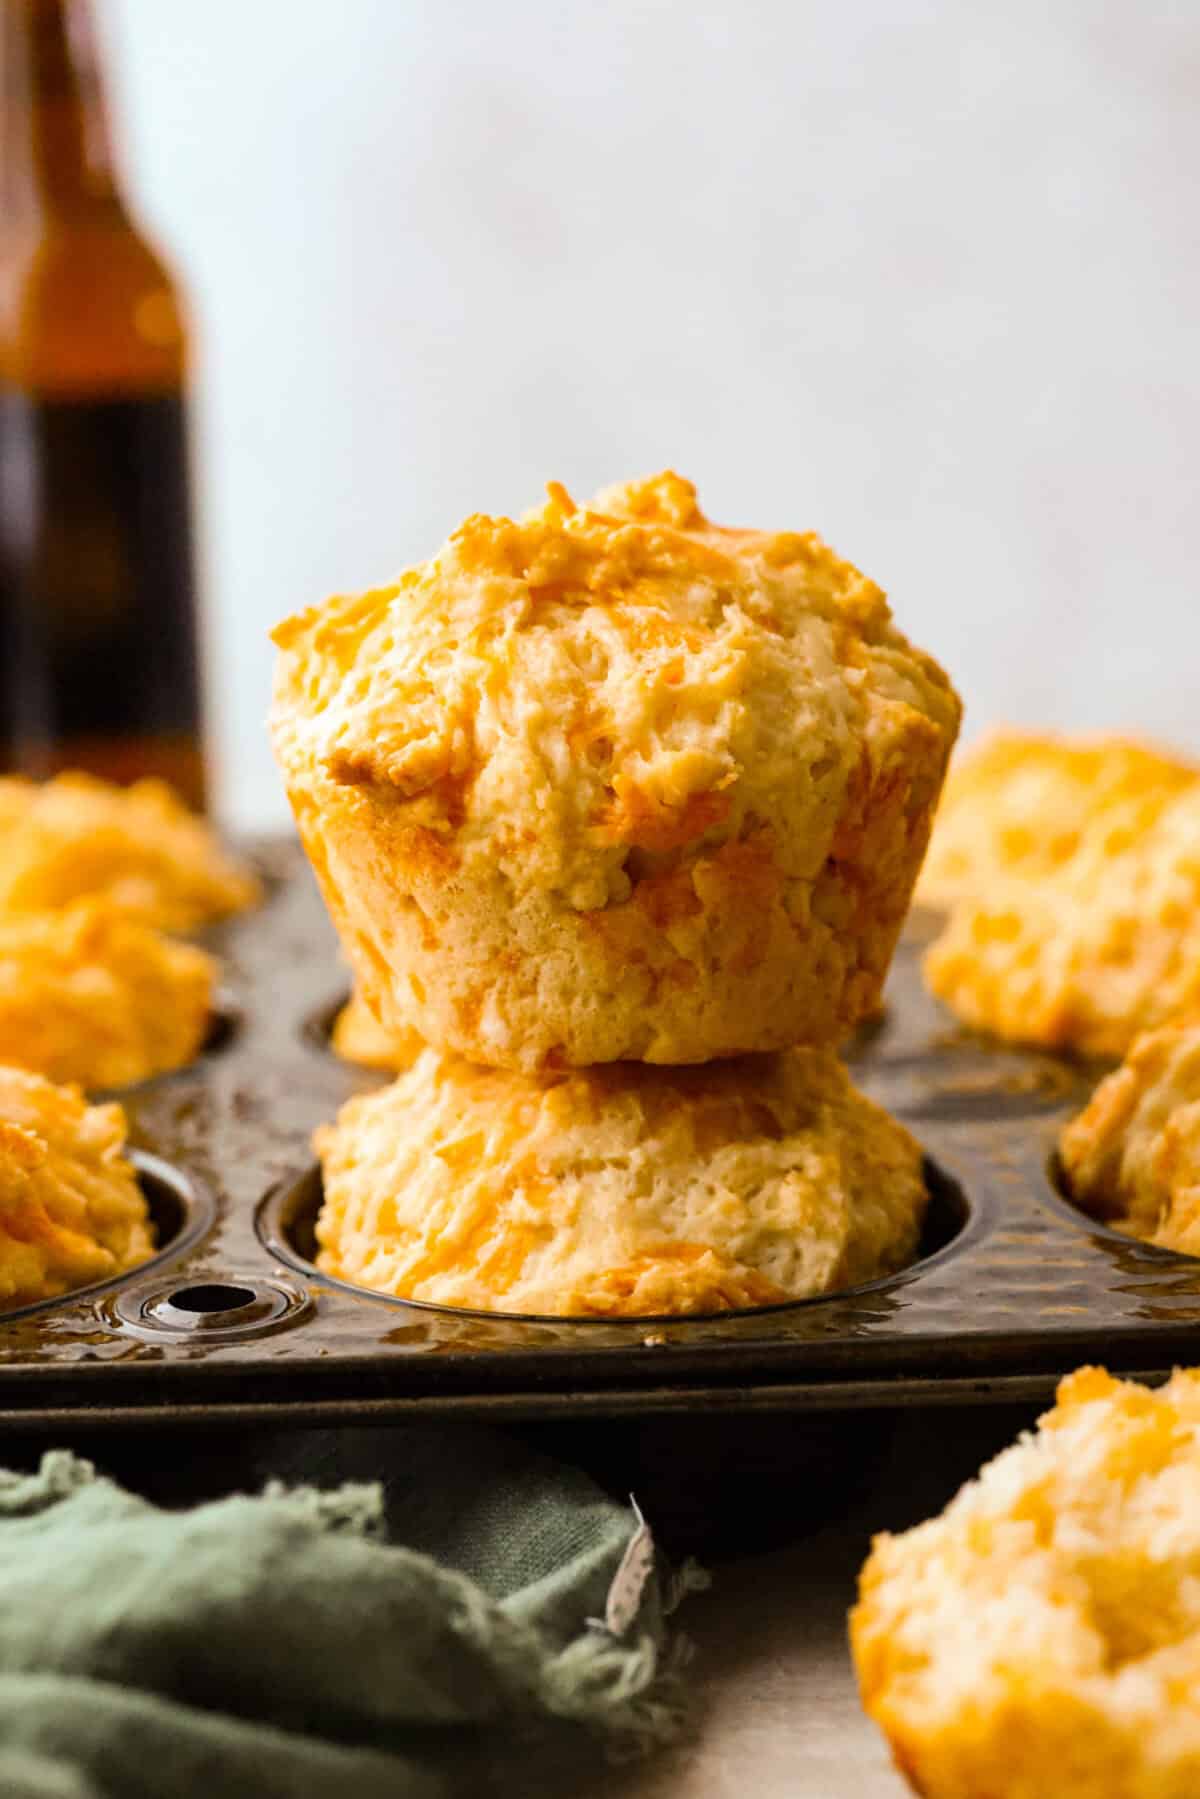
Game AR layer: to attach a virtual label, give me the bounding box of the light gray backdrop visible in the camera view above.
[107,0,1200,828]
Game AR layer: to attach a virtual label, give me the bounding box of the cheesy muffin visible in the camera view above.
[0,1065,153,1309]
[1060,1020,1200,1255]
[925,783,1200,1057]
[853,1366,1200,1799]
[916,730,1198,911]
[330,987,423,1072]
[0,772,260,931]
[272,472,960,1071]
[313,1044,928,1317]
[0,898,215,1090]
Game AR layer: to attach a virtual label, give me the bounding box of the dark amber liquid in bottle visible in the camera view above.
[0,0,206,807]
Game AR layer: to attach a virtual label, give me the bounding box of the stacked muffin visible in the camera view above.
[272,473,961,1317]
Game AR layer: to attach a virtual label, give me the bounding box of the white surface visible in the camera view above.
[102,0,1200,829]
[610,1406,1027,1799]
[622,1534,910,1799]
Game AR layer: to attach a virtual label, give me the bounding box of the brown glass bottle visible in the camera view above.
[0,0,206,807]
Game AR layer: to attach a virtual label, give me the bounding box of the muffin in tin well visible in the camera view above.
[925,781,1200,1058]
[0,898,214,1090]
[313,1042,928,1318]
[1061,1018,1200,1254]
[272,472,960,1071]
[917,729,1197,912]
[0,1065,153,1310]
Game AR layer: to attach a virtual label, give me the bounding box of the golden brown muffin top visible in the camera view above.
[0,1064,153,1309]
[272,472,960,914]
[918,728,1198,911]
[0,897,215,1090]
[925,778,1200,1057]
[0,772,260,931]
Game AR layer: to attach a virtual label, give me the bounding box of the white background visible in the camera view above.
[105,0,1200,829]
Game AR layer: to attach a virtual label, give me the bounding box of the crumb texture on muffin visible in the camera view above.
[922,733,1200,1056]
[917,729,1197,911]
[313,1044,927,1316]
[1061,1020,1200,1254]
[0,772,260,931]
[0,898,214,1090]
[272,471,960,1069]
[852,1366,1200,1799]
[0,1065,153,1310]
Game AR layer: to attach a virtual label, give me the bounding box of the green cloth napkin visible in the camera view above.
[0,1428,703,1799]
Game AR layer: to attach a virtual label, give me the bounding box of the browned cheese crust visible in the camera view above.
[272,472,960,1070]
[0,1065,153,1309]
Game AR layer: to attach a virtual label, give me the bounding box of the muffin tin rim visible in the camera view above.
[1039,1147,1200,1269]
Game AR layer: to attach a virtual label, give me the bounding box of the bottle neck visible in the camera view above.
[3,0,124,221]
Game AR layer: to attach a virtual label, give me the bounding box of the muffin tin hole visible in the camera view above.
[256,1153,973,1326]
[169,1282,257,1314]
[112,1271,311,1340]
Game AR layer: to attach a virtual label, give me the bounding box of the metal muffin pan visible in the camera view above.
[2,839,1198,1430]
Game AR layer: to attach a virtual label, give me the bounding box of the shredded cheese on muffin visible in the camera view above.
[0,772,259,931]
[0,898,214,1089]
[272,472,960,1069]
[314,1043,927,1317]
[0,1065,152,1309]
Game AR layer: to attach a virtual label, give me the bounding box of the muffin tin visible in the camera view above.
[2,837,1198,1431]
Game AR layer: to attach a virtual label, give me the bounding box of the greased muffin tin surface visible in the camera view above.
[2,838,1198,1429]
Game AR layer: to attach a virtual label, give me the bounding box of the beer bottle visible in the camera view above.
[0,0,207,808]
